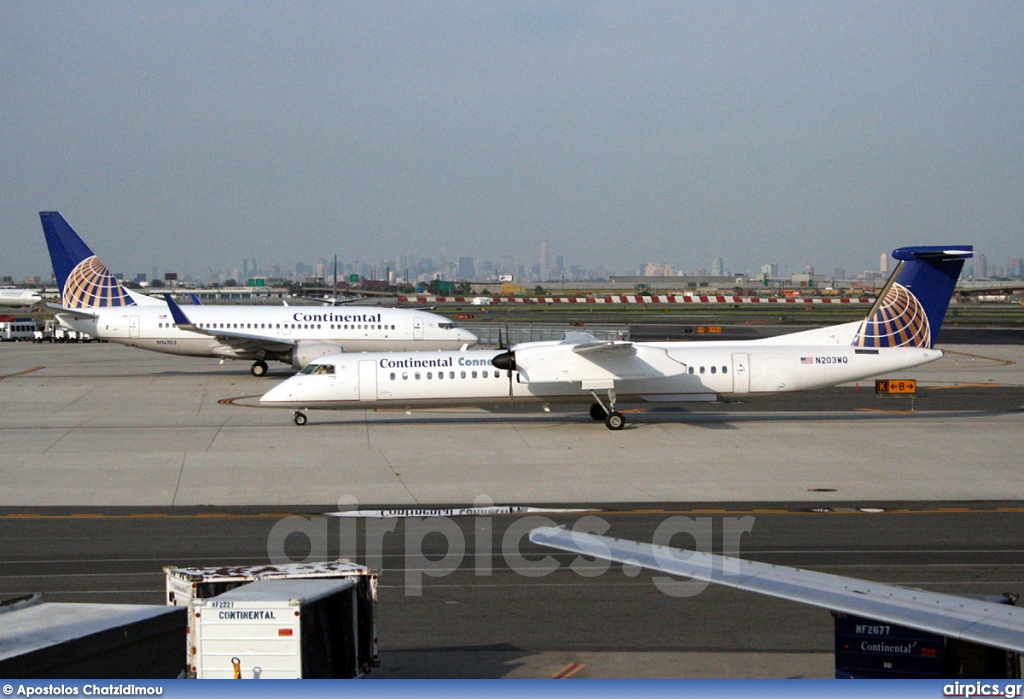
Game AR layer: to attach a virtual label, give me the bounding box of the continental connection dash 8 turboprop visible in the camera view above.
[40,212,477,375]
[260,245,970,427]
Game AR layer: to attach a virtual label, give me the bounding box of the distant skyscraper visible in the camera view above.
[711,257,724,276]
[880,253,888,274]
[457,257,475,280]
[976,253,988,278]
[834,268,846,281]
[540,240,550,280]
[500,255,515,276]
[761,263,778,278]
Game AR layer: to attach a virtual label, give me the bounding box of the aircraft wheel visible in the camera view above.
[604,411,625,430]
[251,360,269,377]
[589,404,606,421]
[293,411,308,426]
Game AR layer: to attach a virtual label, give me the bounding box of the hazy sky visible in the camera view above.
[2,1,1022,281]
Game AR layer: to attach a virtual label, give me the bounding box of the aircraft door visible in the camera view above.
[731,353,750,393]
[129,315,140,338]
[358,360,377,401]
[413,317,423,340]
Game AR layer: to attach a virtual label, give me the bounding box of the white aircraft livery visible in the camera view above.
[0,288,43,307]
[40,212,477,375]
[261,245,971,428]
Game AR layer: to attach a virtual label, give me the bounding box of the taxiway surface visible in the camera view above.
[0,342,1021,506]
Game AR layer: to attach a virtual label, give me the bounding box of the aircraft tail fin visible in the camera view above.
[853,246,972,349]
[40,212,149,308]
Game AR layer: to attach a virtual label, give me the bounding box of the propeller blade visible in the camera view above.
[490,350,515,404]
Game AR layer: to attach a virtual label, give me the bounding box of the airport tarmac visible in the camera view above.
[1,341,1022,678]
[0,341,1022,507]
[2,504,1022,678]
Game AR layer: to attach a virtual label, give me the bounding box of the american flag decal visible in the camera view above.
[800,357,814,365]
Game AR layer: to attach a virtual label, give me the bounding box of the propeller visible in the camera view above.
[491,324,515,403]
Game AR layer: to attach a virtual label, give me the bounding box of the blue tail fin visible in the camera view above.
[40,211,137,309]
[854,245,972,349]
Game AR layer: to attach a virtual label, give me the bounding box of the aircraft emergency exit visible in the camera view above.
[260,245,971,427]
[40,212,477,375]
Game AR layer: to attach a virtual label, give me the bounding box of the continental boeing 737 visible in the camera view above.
[0,288,43,307]
[259,245,971,428]
[40,212,477,375]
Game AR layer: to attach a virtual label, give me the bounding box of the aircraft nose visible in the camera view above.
[459,328,479,346]
[260,381,294,404]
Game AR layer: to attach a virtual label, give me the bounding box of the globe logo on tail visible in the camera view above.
[853,282,931,348]
[62,256,134,308]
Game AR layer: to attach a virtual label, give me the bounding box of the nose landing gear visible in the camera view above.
[251,360,269,377]
[293,411,307,426]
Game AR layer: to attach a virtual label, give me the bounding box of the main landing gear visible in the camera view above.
[590,389,625,431]
[293,411,308,426]
[251,360,269,377]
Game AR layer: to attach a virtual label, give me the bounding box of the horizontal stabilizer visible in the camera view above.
[46,303,97,320]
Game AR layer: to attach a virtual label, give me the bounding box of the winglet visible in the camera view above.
[162,294,195,328]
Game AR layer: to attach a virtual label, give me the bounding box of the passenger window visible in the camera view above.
[402,372,408,380]
[415,372,421,380]
[699,366,705,374]
[461,371,466,378]
[723,366,728,374]
[483,370,489,378]
[449,371,454,379]
[438,372,444,380]
[427,372,433,379]
[390,372,395,380]
[472,371,478,378]
[711,366,716,374]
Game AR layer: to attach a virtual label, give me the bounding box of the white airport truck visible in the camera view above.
[165,560,379,678]
[193,578,363,679]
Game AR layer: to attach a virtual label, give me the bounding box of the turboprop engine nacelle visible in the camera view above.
[291,341,345,369]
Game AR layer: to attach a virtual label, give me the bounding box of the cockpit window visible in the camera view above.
[438,322,455,330]
[300,363,335,375]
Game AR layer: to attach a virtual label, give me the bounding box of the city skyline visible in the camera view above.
[10,244,1015,288]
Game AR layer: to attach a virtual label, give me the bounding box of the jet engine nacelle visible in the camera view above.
[291,341,345,369]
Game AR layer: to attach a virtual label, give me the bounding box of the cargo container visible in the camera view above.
[834,595,1021,679]
[192,578,362,679]
[0,593,186,678]
[165,559,378,677]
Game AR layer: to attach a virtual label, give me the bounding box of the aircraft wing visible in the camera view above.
[163,295,297,353]
[46,303,97,319]
[529,526,1024,653]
